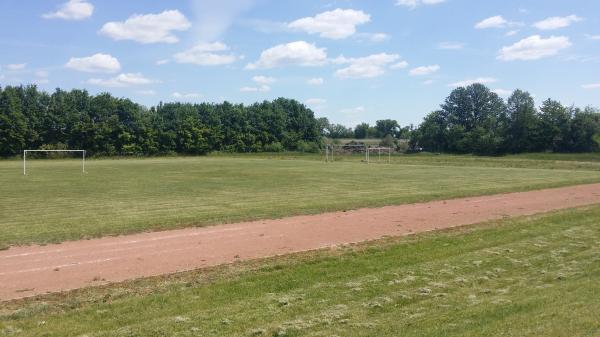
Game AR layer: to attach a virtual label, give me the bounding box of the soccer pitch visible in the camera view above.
[2,155,600,247]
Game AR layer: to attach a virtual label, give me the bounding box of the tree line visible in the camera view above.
[1,83,599,157]
[409,84,600,155]
[321,84,600,155]
[0,85,321,157]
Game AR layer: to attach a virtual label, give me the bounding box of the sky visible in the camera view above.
[0,0,599,127]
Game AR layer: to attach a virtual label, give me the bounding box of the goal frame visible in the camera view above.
[23,149,86,175]
[366,146,392,164]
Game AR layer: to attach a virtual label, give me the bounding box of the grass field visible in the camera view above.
[2,154,600,248]
[2,205,599,336]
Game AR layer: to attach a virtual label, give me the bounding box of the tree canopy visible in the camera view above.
[1,83,598,158]
[410,84,600,155]
[0,85,320,157]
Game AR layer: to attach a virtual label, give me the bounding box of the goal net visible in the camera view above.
[325,144,393,164]
[366,147,392,164]
[23,150,86,175]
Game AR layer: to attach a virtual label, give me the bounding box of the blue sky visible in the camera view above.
[0,0,599,126]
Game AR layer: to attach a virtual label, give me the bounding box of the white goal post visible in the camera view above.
[366,147,392,164]
[324,144,392,164]
[23,150,86,175]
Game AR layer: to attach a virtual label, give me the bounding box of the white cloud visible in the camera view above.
[506,30,519,37]
[492,88,512,96]
[240,85,270,93]
[136,90,157,95]
[5,63,27,71]
[87,73,158,87]
[33,70,50,85]
[42,0,93,20]
[191,0,256,42]
[498,35,571,61]
[358,32,390,43]
[156,59,170,65]
[173,42,238,66]
[438,42,465,50]
[423,79,435,85]
[340,106,368,127]
[305,98,327,105]
[409,64,440,76]
[307,77,324,85]
[246,41,327,69]
[172,92,202,99]
[252,75,276,85]
[391,61,409,69]
[288,8,370,39]
[341,106,366,114]
[396,0,445,10]
[35,70,49,78]
[585,34,600,40]
[33,78,49,85]
[475,15,514,29]
[65,53,121,73]
[449,77,498,87]
[533,15,582,30]
[100,10,191,44]
[334,53,400,79]
[582,83,600,90]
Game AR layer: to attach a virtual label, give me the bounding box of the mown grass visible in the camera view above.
[2,155,600,247]
[210,151,600,171]
[2,205,600,336]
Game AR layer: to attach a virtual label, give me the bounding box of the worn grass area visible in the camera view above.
[2,206,600,336]
[2,155,600,247]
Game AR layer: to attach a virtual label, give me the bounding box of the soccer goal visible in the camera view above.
[23,150,86,175]
[366,146,392,164]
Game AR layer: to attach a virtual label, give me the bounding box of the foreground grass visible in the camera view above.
[2,155,600,247]
[2,206,600,336]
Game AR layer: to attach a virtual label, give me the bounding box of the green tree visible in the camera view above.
[375,119,400,138]
[505,89,540,152]
[0,86,29,156]
[538,99,571,152]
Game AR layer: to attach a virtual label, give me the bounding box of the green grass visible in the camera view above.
[2,205,600,336]
[2,155,600,248]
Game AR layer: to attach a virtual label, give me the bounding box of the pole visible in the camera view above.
[23,150,26,175]
[83,150,86,173]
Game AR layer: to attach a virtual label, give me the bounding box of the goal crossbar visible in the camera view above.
[23,150,86,175]
[366,147,392,164]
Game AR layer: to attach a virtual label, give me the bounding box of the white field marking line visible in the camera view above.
[0,257,119,276]
[0,226,255,259]
[0,243,169,266]
[469,196,509,204]
[3,231,279,274]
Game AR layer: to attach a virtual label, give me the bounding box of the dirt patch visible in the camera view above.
[1,183,600,301]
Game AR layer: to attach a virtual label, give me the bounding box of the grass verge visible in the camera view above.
[2,205,600,336]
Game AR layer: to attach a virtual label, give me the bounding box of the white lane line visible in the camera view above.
[0,257,119,276]
[0,226,257,259]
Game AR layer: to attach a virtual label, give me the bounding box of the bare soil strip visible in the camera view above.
[2,183,600,301]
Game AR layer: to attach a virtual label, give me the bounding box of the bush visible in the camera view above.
[263,142,284,152]
[296,141,320,153]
